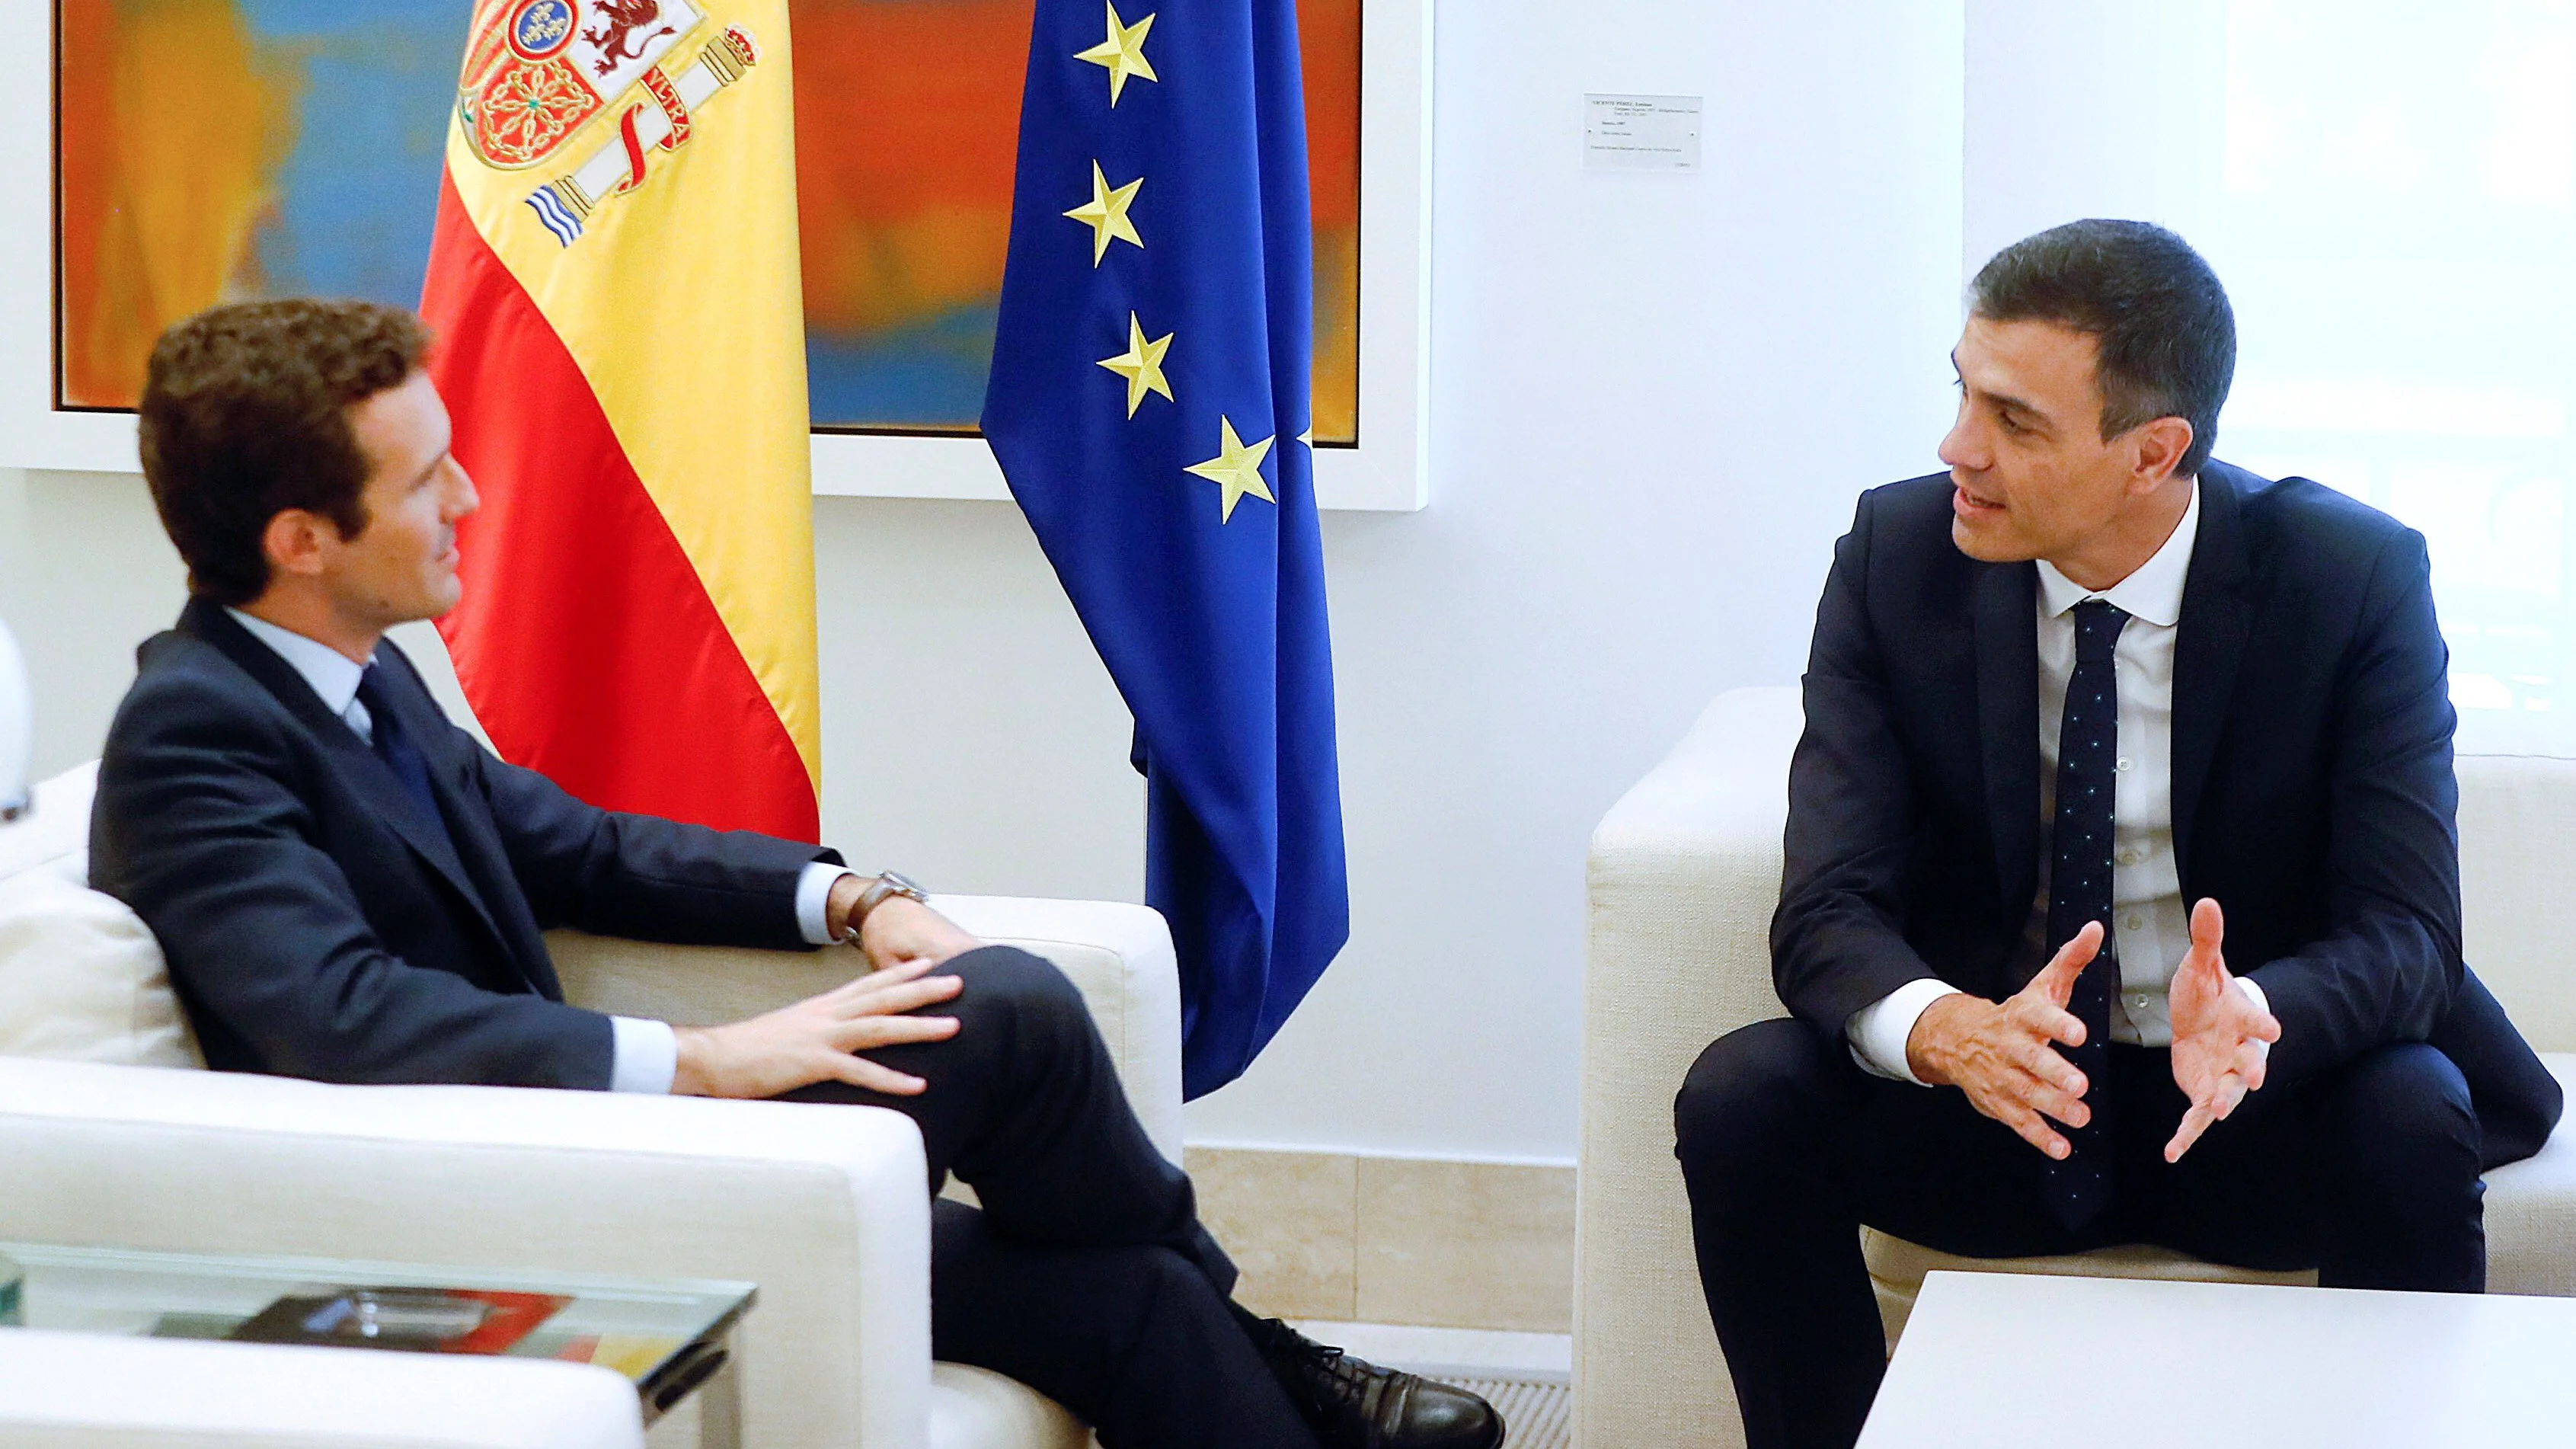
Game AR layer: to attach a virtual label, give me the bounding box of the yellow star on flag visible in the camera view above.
[1064,161,1144,266]
[1098,313,1175,417]
[1075,2,1159,107]
[1184,416,1277,523]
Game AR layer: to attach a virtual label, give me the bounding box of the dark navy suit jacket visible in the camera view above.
[90,598,837,1089]
[1773,460,2563,1166]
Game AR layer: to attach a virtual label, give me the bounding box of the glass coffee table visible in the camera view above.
[0,1239,754,1435]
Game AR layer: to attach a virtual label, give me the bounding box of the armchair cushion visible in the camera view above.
[0,757,197,1068]
[0,760,93,888]
[0,865,200,1069]
[930,1363,1090,1449]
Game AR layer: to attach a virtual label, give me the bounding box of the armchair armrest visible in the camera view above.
[937,895,1182,1165]
[0,1329,643,1448]
[1574,685,1803,1449]
[547,894,1184,1164]
[0,1057,931,1448]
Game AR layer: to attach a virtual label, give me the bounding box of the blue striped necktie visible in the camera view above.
[2041,599,2127,1232]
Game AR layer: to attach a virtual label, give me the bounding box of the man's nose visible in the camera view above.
[1938,410,1984,473]
[445,462,480,522]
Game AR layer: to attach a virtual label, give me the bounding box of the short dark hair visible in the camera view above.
[1970,219,2236,478]
[138,299,430,606]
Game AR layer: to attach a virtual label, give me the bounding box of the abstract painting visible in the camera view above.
[56,0,1364,442]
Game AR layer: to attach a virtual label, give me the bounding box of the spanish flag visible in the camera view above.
[420,0,819,840]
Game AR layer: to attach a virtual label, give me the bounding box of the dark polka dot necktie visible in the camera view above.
[2041,599,2127,1232]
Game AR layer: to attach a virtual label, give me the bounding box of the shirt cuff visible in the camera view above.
[2236,974,2272,1060]
[1847,978,1967,1085]
[608,1015,679,1095]
[2235,974,2268,1017]
[796,862,861,945]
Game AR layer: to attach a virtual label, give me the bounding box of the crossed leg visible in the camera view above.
[778,945,1319,1449]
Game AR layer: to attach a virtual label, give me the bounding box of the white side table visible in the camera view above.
[1862,1270,2576,1447]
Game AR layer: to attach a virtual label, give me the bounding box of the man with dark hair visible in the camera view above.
[92,299,1501,1449]
[1672,220,2564,1449]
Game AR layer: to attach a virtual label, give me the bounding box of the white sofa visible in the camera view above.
[1574,686,2576,1449]
[0,762,1187,1449]
[0,1329,646,1448]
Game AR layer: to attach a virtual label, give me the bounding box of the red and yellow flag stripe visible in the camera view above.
[422,0,818,840]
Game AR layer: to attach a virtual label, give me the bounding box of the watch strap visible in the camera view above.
[853,870,929,929]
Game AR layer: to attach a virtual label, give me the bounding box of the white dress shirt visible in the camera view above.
[1844,483,2268,1083]
[225,609,855,1094]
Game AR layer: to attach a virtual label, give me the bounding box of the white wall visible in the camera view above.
[0,0,1969,1163]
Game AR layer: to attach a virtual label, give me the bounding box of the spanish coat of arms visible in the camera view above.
[457,0,762,245]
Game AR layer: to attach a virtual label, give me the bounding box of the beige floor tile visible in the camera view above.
[1187,1147,1357,1320]
[1356,1160,1574,1332]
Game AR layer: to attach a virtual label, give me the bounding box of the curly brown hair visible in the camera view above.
[138,299,430,606]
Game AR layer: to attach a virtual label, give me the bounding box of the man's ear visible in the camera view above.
[2127,415,2194,493]
[259,508,334,582]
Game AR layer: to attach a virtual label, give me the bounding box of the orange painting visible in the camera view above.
[56,0,1365,440]
[789,0,1361,438]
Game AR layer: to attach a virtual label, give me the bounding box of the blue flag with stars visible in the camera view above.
[983,0,1349,1099]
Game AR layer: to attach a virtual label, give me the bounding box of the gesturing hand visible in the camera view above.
[672,955,964,1099]
[2164,897,2281,1162]
[1905,921,2102,1160]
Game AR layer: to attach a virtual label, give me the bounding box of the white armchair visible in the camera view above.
[0,762,1182,1449]
[1574,686,2576,1449]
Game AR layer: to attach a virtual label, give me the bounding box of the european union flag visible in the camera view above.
[983,0,1348,1099]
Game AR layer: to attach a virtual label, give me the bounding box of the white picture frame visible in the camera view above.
[2,1,1431,512]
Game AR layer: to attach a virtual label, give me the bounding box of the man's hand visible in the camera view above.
[2164,897,2282,1162]
[855,894,982,973]
[1906,921,2102,1159]
[823,875,984,973]
[672,956,964,1099]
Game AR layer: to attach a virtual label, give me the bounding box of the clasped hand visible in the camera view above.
[1904,900,2280,1163]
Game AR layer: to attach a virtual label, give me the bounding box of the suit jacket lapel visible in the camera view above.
[1974,560,2043,916]
[367,657,567,1000]
[182,601,509,954]
[2172,466,2255,885]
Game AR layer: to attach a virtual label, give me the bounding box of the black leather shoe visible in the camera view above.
[1229,1304,1506,1449]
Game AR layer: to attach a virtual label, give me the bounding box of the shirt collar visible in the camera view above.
[225,608,369,718]
[2034,478,2200,629]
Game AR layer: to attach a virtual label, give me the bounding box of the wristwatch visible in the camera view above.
[849,869,930,936]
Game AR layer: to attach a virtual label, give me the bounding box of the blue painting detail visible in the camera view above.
[805,304,1001,432]
[237,0,468,310]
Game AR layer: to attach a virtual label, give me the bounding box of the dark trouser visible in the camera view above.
[1673,1018,2486,1449]
[780,945,1318,1449]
